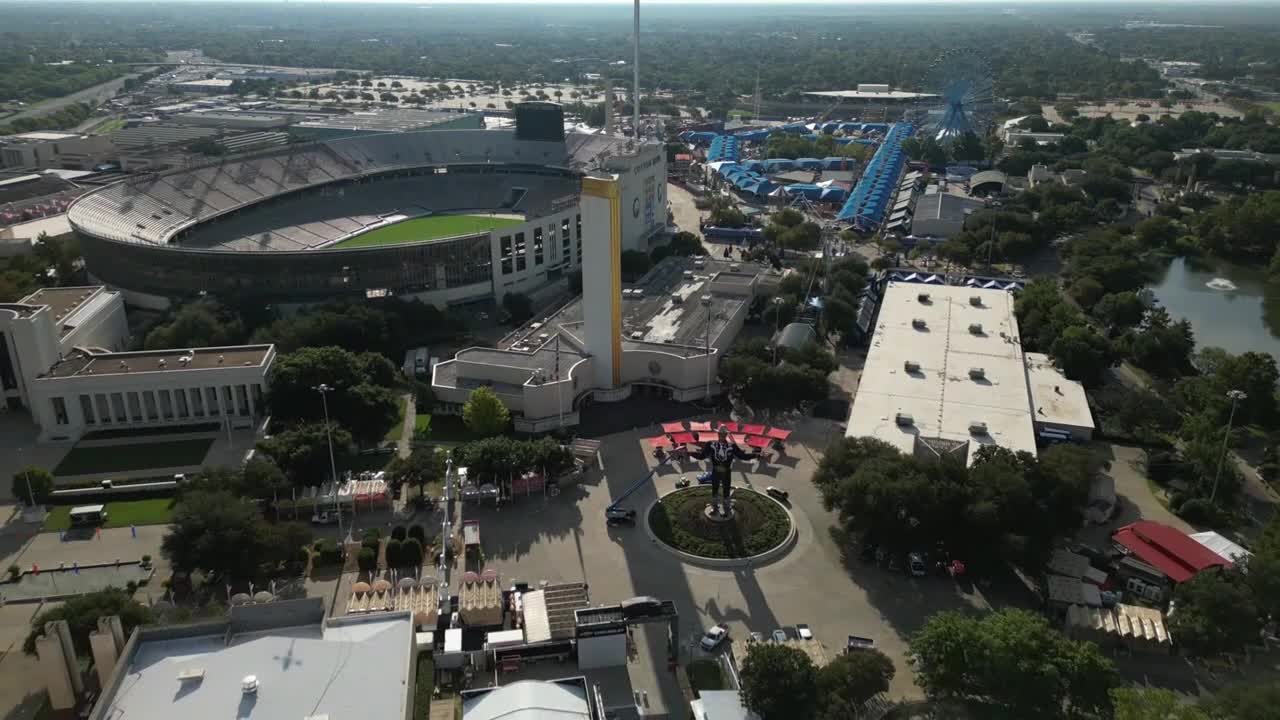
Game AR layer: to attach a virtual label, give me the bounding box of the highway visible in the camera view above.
[0,68,154,128]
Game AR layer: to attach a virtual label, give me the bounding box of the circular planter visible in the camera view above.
[645,486,796,567]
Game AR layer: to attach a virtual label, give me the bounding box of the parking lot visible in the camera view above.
[458,418,998,703]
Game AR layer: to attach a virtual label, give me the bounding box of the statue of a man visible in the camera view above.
[694,425,758,515]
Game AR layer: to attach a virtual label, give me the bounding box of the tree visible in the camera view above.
[1091,292,1145,334]
[388,447,446,501]
[24,588,154,656]
[463,386,510,437]
[911,609,1118,718]
[816,649,895,712]
[502,292,533,323]
[162,490,270,580]
[1110,688,1208,720]
[1205,681,1280,720]
[739,643,819,720]
[1050,325,1113,387]
[266,346,401,446]
[1168,569,1260,656]
[256,422,355,485]
[11,466,54,506]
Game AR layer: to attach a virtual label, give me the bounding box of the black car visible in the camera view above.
[621,596,664,618]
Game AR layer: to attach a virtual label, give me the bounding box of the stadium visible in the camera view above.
[67,104,667,309]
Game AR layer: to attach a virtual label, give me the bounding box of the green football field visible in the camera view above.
[333,214,523,248]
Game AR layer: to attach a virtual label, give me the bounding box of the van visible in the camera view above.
[69,505,108,526]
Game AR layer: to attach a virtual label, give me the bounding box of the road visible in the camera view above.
[0,69,152,128]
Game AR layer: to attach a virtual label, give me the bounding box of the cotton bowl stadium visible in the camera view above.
[67,103,667,309]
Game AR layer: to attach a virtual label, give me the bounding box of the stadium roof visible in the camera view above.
[845,282,1037,464]
[293,109,468,133]
[1112,520,1229,583]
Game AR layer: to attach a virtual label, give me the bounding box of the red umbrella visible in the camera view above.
[671,432,697,444]
[697,431,720,442]
[766,428,792,441]
[742,424,767,435]
[689,421,712,432]
[646,435,673,448]
[661,421,686,434]
[746,436,771,449]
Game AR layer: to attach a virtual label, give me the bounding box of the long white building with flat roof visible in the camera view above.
[846,281,1092,464]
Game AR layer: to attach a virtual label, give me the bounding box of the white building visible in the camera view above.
[0,132,114,170]
[909,192,986,239]
[1,285,273,442]
[845,281,1092,464]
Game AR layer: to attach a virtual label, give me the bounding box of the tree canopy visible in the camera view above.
[144,300,246,350]
[463,386,511,437]
[266,346,401,447]
[24,588,155,656]
[738,642,820,720]
[11,465,54,506]
[161,490,310,580]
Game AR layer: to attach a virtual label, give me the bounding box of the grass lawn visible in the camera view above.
[54,438,214,476]
[334,215,523,248]
[385,397,409,442]
[411,414,484,444]
[686,659,726,693]
[414,652,434,717]
[43,498,175,531]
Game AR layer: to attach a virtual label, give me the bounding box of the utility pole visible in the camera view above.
[1211,389,1247,503]
[702,298,713,403]
[632,0,641,141]
[314,383,347,542]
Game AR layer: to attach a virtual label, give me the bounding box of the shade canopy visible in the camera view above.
[742,424,767,435]
[661,422,687,434]
[646,436,673,448]
[697,432,720,442]
[689,421,712,432]
[372,579,392,592]
[746,436,771,449]
[720,422,740,433]
[671,432,697,444]
[766,428,792,440]
[731,434,749,445]
[352,582,371,594]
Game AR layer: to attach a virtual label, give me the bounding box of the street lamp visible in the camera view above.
[314,383,348,542]
[1211,389,1247,503]
[702,297,713,403]
[771,297,787,365]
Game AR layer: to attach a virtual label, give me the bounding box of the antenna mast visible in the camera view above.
[633,0,641,141]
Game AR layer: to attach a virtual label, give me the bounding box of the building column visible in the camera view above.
[246,384,256,418]
[188,388,202,418]
[83,395,97,425]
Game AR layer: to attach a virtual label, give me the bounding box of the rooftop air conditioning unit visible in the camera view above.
[911,318,926,330]
[968,323,983,335]
[894,413,914,427]
[730,263,740,272]
[969,421,988,435]
[630,331,644,340]
[969,296,983,307]
[700,294,713,305]
[693,260,705,269]
[917,292,930,304]
[903,360,920,373]
[176,668,205,682]
[969,367,986,380]
[683,270,694,278]
[671,294,683,304]
[242,676,260,695]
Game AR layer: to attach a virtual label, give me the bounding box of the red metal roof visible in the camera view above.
[1112,520,1227,583]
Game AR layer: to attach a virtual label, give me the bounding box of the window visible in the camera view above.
[110,393,126,422]
[533,227,544,266]
[127,392,143,421]
[205,387,220,416]
[191,388,205,417]
[144,392,159,421]
[237,385,250,416]
[79,395,95,425]
[515,231,526,272]
[95,394,112,424]
[562,217,572,260]
[500,235,513,275]
[575,214,582,241]
[52,396,69,425]
[160,390,174,420]
[175,388,189,418]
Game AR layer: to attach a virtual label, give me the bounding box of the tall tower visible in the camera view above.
[579,174,623,389]
[633,0,641,140]
[603,79,613,136]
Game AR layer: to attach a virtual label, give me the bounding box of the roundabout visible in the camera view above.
[645,486,795,564]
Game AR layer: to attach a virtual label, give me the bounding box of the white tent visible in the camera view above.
[1189,531,1250,563]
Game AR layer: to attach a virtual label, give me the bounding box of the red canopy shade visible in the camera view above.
[697,431,720,442]
[720,422,740,433]
[661,422,687,434]
[670,432,697,445]
[731,434,749,445]
[646,436,673,448]
[1112,520,1228,583]
[689,421,712,432]
[745,435,771,449]
[742,424,767,435]
[766,428,792,440]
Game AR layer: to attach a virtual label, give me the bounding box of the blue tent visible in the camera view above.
[794,157,823,170]
[763,159,796,172]
[820,187,847,202]
[741,160,765,172]
[783,184,824,200]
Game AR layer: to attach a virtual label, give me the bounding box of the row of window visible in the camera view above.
[499,214,582,276]
[53,384,263,426]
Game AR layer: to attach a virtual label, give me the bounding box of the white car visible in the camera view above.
[796,624,813,640]
[700,624,729,651]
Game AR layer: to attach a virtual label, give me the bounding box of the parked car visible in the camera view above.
[765,486,789,502]
[700,624,730,651]
[606,507,637,525]
[796,624,813,640]
[621,596,665,619]
[310,511,340,525]
[749,631,766,644]
[771,629,788,643]
[908,552,927,577]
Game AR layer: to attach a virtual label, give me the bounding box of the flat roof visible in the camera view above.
[42,345,273,379]
[805,90,937,100]
[846,282,1037,464]
[20,286,102,326]
[95,602,413,720]
[1025,352,1095,431]
[295,109,464,132]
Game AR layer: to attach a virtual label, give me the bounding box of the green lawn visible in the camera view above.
[385,397,410,442]
[411,414,482,444]
[43,498,175,531]
[686,659,726,693]
[334,215,523,248]
[414,652,434,717]
[54,438,214,476]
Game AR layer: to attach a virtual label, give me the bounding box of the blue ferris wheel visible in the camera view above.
[918,48,996,144]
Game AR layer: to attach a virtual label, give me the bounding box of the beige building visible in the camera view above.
[0,132,113,170]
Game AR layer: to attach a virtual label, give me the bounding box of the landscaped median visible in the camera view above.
[646,486,794,563]
[53,438,214,476]
[43,498,176,531]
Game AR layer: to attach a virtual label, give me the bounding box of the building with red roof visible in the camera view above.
[1112,520,1230,584]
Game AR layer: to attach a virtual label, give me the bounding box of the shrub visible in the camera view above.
[141,554,152,564]
[357,547,377,572]
[362,528,381,543]
[402,538,424,567]
[317,540,343,566]
[391,525,407,541]
[408,524,427,544]
[7,564,20,581]
[385,539,402,568]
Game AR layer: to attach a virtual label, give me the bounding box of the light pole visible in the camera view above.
[702,298,713,403]
[771,297,786,365]
[1211,389,1247,503]
[314,383,347,542]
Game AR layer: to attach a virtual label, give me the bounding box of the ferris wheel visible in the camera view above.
[916,48,997,144]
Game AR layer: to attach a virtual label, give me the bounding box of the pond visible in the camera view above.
[1148,256,1280,360]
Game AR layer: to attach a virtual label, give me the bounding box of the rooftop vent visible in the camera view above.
[630,331,644,340]
[671,294,683,304]
[911,318,926,330]
[969,421,988,435]
[894,413,914,427]
[730,263,740,272]
[917,292,931,304]
[217,355,225,364]
[693,260,705,269]
[700,294,713,305]
[969,296,983,307]
[241,676,259,695]
[176,668,205,682]
[903,360,921,373]
[683,270,694,278]
[968,323,983,335]
[158,358,166,368]
[969,367,986,380]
